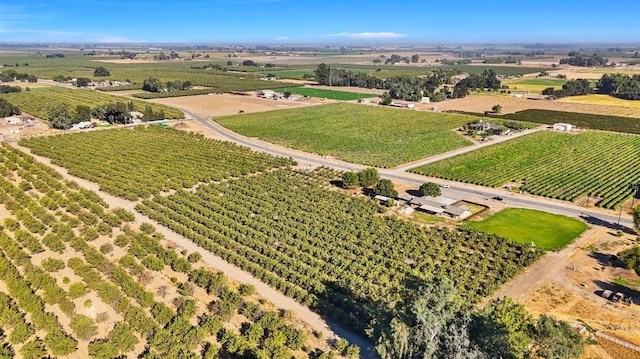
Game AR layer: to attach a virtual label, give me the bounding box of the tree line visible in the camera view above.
[0,98,20,117]
[542,79,592,99]
[597,73,640,100]
[559,53,609,67]
[47,101,165,129]
[541,74,640,100]
[0,69,37,83]
[314,63,472,102]
[375,275,584,359]
[142,77,192,92]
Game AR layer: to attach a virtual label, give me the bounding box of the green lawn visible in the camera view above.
[215,102,476,168]
[464,208,588,250]
[275,87,376,101]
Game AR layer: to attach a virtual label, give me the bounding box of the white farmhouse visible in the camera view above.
[553,123,573,131]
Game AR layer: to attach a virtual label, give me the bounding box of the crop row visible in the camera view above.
[0,86,184,119]
[131,88,217,99]
[0,142,343,358]
[20,125,295,200]
[412,130,640,208]
[137,168,542,333]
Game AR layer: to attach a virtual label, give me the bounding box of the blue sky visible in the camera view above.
[1,0,639,44]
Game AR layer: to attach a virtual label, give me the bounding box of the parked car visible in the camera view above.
[439,184,450,188]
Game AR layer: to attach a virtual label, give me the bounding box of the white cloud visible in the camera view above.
[276,36,291,40]
[327,32,407,40]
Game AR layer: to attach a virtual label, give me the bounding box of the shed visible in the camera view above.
[553,123,573,131]
[374,195,390,202]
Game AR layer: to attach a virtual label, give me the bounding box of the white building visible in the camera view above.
[553,123,573,131]
[256,90,277,99]
[4,116,23,125]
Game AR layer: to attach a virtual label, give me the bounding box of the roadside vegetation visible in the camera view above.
[411,130,640,209]
[216,102,475,167]
[465,208,588,250]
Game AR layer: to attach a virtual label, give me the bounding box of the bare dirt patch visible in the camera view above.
[504,227,640,351]
[434,94,640,118]
[148,93,329,118]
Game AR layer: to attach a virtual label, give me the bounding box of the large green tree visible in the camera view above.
[0,98,20,117]
[342,171,359,189]
[358,168,380,188]
[143,77,163,92]
[618,245,640,275]
[419,182,441,197]
[633,205,640,233]
[374,179,398,198]
[530,314,584,359]
[470,297,532,359]
[375,276,471,359]
[48,103,75,130]
[93,66,111,76]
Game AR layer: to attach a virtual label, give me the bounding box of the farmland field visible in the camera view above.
[216,102,476,168]
[465,209,588,250]
[0,53,298,92]
[136,167,543,333]
[15,127,543,337]
[499,109,640,134]
[0,86,184,119]
[502,78,567,92]
[411,130,640,209]
[558,94,640,109]
[275,87,376,100]
[20,125,294,200]
[0,142,333,358]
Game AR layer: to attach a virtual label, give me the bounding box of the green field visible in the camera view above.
[499,109,640,135]
[502,78,567,91]
[1,86,184,119]
[216,102,476,168]
[275,87,377,100]
[411,130,640,209]
[465,209,588,250]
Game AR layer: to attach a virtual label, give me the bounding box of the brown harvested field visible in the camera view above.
[149,92,334,118]
[92,59,165,64]
[519,228,640,348]
[434,93,640,118]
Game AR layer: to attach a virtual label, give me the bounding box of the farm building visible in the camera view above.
[553,123,573,131]
[4,116,23,125]
[256,90,277,99]
[442,205,471,219]
[409,196,471,219]
[467,121,510,135]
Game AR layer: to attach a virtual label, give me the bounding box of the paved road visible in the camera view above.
[391,126,543,172]
[182,109,634,230]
